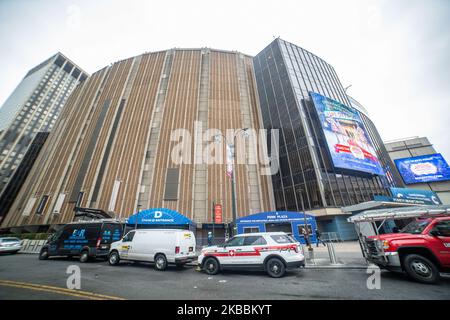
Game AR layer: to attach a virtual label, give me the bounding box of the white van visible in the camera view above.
[108,229,197,271]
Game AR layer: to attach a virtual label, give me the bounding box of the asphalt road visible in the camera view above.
[0,253,449,300]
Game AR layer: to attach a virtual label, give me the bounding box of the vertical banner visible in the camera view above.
[226,144,233,179]
[214,204,223,224]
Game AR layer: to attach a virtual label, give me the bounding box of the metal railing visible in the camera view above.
[196,237,227,250]
[320,232,341,242]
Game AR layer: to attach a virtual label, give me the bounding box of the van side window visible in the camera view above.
[243,236,267,246]
[123,231,135,242]
[225,236,245,247]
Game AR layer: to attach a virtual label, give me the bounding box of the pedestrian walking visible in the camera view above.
[207,231,213,246]
[315,229,326,247]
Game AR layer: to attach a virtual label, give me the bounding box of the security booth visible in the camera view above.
[235,211,317,244]
[125,208,196,232]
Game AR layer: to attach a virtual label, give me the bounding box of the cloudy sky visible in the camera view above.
[0,0,449,160]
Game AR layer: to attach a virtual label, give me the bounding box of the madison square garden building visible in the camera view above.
[2,39,402,240]
[1,48,275,237]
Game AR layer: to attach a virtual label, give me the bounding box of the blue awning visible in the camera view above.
[126,208,195,226]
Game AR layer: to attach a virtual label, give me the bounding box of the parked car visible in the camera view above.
[198,232,305,278]
[108,229,197,271]
[360,216,450,284]
[39,220,124,262]
[0,237,23,254]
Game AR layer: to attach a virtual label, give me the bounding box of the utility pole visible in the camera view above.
[215,128,249,237]
[297,189,313,252]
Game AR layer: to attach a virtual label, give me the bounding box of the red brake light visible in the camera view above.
[96,237,102,247]
[175,246,180,254]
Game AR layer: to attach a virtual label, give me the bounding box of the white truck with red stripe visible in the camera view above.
[198,232,305,278]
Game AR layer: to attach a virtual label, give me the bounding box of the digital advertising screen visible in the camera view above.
[394,153,450,184]
[310,92,384,176]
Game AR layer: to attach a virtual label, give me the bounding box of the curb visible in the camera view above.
[305,265,368,270]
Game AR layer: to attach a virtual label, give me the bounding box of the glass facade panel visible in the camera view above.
[254,39,400,211]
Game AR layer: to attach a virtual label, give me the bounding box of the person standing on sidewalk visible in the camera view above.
[315,229,326,247]
[207,231,213,246]
[301,228,310,247]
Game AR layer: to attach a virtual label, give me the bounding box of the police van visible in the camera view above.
[108,229,197,271]
[198,232,305,278]
[38,220,124,262]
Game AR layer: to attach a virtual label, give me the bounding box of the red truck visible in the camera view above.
[357,215,450,284]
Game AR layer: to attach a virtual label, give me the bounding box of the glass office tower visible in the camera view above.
[0,53,88,196]
[253,39,402,237]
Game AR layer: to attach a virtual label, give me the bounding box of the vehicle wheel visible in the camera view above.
[203,257,220,275]
[154,254,168,271]
[403,254,439,284]
[266,257,286,278]
[108,251,120,266]
[39,248,49,260]
[79,250,90,263]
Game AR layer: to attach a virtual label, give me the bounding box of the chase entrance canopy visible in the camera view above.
[126,208,196,228]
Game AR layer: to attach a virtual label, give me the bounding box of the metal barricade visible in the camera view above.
[326,242,338,264]
[196,237,226,251]
[321,232,341,243]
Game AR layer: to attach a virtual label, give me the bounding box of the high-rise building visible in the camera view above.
[253,38,402,239]
[0,132,49,224]
[0,53,88,195]
[385,137,450,204]
[1,49,275,237]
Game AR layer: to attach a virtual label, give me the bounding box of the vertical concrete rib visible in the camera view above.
[192,49,210,223]
[138,50,174,209]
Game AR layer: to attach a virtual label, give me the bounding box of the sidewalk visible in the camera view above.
[303,241,368,269]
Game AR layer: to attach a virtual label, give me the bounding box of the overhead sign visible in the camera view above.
[236,211,314,224]
[310,92,384,176]
[214,204,223,224]
[394,153,450,184]
[389,187,442,205]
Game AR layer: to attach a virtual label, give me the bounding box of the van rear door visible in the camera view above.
[101,223,123,245]
[177,231,196,255]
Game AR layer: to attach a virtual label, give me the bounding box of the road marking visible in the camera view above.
[0,280,125,300]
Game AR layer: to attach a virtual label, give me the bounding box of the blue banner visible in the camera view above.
[236,211,314,224]
[394,153,450,184]
[310,92,384,176]
[389,187,442,205]
[126,208,195,226]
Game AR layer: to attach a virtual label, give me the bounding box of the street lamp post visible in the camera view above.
[135,205,141,231]
[215,128,249,236]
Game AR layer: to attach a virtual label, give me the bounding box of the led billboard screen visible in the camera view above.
[310,92,384,175]
[394,153,450,184]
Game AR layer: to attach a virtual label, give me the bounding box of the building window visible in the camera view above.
[163,168,180,200]
[75,192,84,207]
[36,195,49,215]
[243,227,260,234]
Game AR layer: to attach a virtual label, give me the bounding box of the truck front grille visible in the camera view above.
[365,238,380,256]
